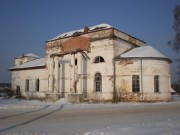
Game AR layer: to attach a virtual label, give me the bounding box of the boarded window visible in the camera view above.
[95,73,102,92]
[25,79,29,92]
[35,79,40,92]
[154,75,159,92]
[94,56,105,63]
[132,75,140,92]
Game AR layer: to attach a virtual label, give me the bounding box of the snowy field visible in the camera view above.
[0,96,180,135]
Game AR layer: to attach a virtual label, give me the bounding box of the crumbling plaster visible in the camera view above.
[115,59,171,101]
[10,24,172,102]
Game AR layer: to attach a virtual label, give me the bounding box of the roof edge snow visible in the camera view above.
[15,53,41,59]
[115,46,171,63]
[9,58,46,71]
[46,23,146,45]
[115,56,172,63]
[46,23,113,42]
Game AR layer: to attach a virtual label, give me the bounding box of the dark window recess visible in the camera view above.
[75,59,77,66]
[154,75,159,92]
[132,75,140,92]
[94,56,105,63]
[35,79,40,92]
[16,86,20,94]
[95,73,102,92]
[25,79,29,92]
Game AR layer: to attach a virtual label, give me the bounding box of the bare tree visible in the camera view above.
[169,5,180,52]
[169,5,180,93]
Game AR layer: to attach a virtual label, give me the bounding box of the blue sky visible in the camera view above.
[0,0,179,83]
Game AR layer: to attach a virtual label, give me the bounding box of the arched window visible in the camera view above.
[94,73,102,92]
[132,75,140,92]
[93,56,105,63]
[154,75,159,92]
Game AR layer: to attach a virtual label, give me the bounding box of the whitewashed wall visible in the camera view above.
[114,38,134,57]
[11,68,48,93]
[85,39,114,100]
[59,55,71,97]
[52,38,141,100]
[115,59,171,101]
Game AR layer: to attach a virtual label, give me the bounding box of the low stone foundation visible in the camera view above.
[87,92,114,102]
[118,92,172,102]
[45,93,60,101]
[67,93,84,103]
[21,92,60,101]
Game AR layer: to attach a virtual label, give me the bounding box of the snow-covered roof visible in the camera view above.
[25,53,41,58]
[10,58,46,70]
[51,23,112,40]
[121,46,166,58]
[15,53,41,59]
[119,46,171,62]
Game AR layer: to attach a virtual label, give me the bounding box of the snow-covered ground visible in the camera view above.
[0,96,180,135]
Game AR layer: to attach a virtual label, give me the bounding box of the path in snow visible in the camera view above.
[0,96,180,135]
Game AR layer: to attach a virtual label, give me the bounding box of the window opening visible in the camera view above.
[154,75,159,92]
[75,58,77,66]
[35,79,40,92]
[16,86,20,95]
[94,56,105,63]
[25,79,29,92]
[132,75,140,92]
[95,73,102,92]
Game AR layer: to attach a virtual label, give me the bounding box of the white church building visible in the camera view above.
[9,24,172,102]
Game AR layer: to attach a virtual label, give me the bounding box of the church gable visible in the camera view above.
[10,23,172,103]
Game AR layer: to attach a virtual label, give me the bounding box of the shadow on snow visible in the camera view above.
[0,104,64,133]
